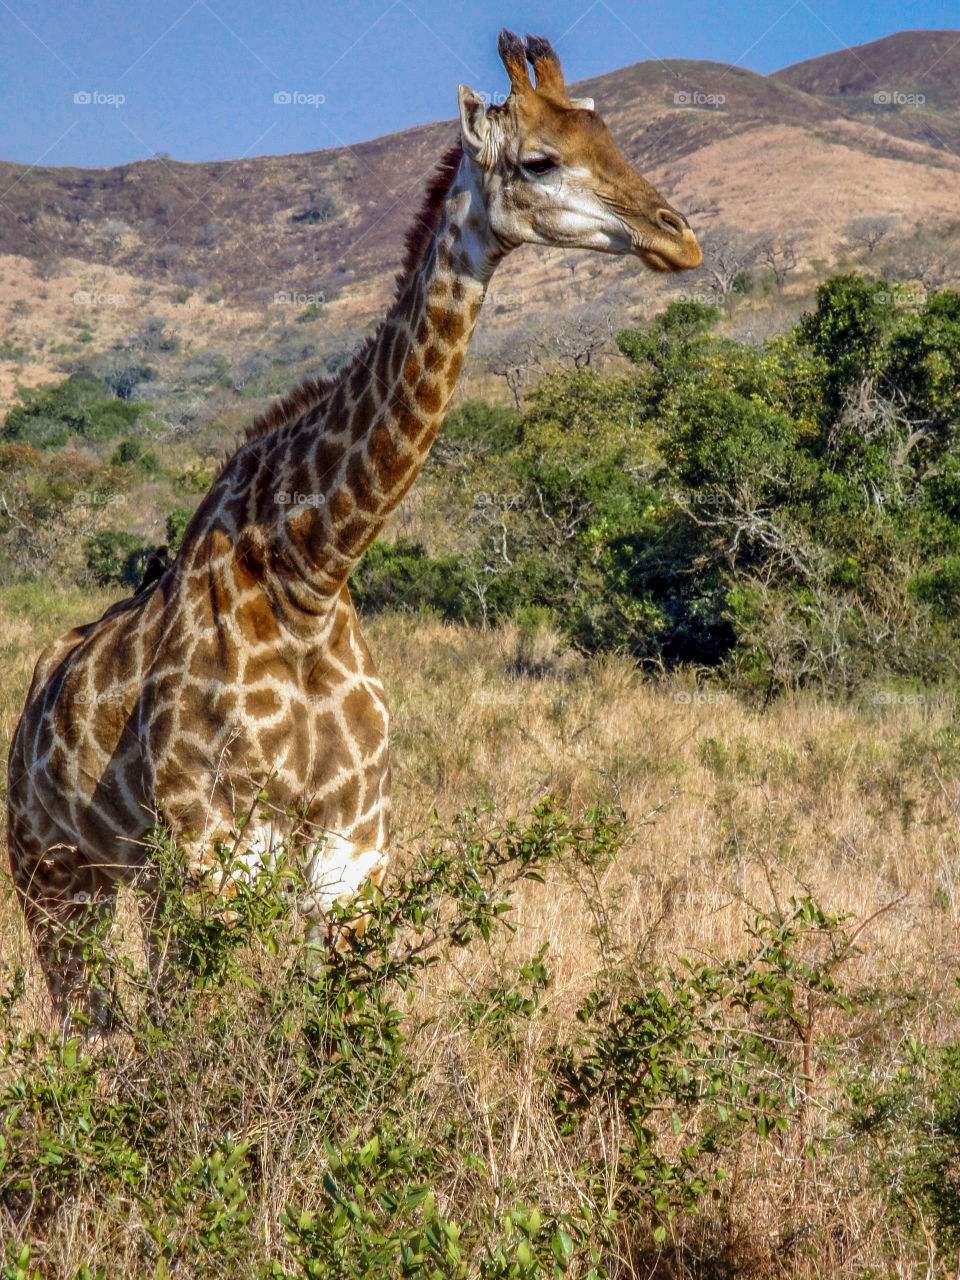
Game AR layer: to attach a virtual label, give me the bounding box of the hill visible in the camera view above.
[0,29,959,409]
[774,29,960,155]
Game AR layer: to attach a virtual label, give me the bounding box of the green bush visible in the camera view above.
[349,279,960,694]
[3,799,846,1277]
[83,529,152,587]
[1,374,154,448]
[353,537,473,620]
[109,438,160,473]
[165,505,194,551]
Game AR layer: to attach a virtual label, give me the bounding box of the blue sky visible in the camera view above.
[0,0,954,168]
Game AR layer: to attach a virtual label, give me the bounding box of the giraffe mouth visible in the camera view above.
[638,248,675,272]
[635,230,703,273]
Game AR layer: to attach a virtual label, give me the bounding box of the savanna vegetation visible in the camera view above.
[356,275,960,700]
[2,273,960,1278]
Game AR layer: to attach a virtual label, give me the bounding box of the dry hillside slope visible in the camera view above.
[0,29,958,408]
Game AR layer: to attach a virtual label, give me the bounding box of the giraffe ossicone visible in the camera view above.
[7,29,702,1025]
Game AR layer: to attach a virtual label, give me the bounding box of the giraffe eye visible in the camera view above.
[520,155,558,177]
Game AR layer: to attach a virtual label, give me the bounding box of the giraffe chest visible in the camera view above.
[145,651,389,819]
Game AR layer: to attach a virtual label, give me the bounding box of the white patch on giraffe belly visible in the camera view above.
[299,833,387,919]
[184,823,385,921]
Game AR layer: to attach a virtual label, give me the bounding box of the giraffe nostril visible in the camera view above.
[655,208,686,237]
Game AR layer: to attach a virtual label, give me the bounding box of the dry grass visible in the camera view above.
[2,588,960,1276]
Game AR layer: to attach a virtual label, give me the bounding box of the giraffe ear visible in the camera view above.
[569,96,594,111]
[458,84,491,159]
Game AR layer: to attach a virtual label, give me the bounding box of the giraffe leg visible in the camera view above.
[134,872,179,1016]
[10,836,118,1032]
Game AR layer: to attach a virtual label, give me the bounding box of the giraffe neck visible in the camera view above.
[250,150,511,612]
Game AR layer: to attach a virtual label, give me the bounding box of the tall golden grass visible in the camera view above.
[2,587,958,1276]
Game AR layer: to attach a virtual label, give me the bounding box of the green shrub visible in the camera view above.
[165,505,194,551]
[83,529,152,587]
[1,374,154,448]
[347,279,960,694]
[353,537,473,620]
[109,438,159,473]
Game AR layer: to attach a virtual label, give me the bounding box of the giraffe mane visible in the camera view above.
[232,141,465,454]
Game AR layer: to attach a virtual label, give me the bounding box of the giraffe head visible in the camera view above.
[457,30,702,273]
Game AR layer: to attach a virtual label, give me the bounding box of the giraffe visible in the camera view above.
[7,30,702,1026]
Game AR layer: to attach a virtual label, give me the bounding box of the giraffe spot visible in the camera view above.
[150,707,174,758]
[204,567,234,617]
[234,534,265,588]
[329,383,348,425]
[178,682,218,732]
[346,451,380,512]
[249,455,273,510]
[341,685,388,759]
[362,757,391,813]
[367,424,404,476]
[322,772,362,827]
[245,653,295,688]
[415,379,443,414]
[313,710,357,776]
[423,343,446,373]
[331,634,360,675]
[393,400,420,440]
[427,306,465,343]
[245,687,283,720]
[402,351,421,387]
[451,278,464,301]
[353,388,376,436]
[236,595,281,644]
[280,722,312,777]
[348,364,368,399]
[337,516,377,560]
[311,439,342,482]
[286,508,317,560]
[443,355,465,391]
[327,488,354,525]
[53,689,83,752]
[90,705,122,755]
[189,635,241,683]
